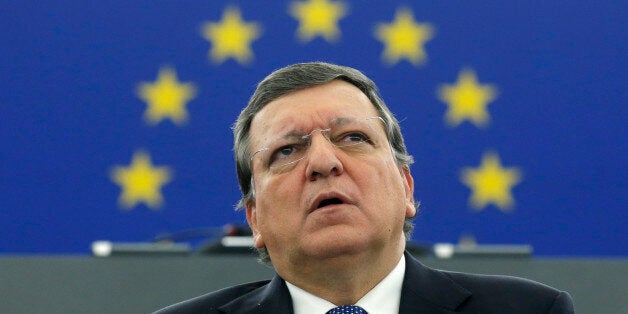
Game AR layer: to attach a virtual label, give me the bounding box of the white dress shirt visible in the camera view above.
[286,255,406,314]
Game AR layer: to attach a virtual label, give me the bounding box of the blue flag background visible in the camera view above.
[2,1,626,256]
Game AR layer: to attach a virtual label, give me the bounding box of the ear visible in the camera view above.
[245,201,265,248]
[400,166,417,218]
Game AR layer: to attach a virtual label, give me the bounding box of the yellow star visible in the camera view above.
[374,8,434,66]
[137,67,197,126]
[438,69,497,128]
[110,151,172,210]
[201,7,261,65]
[289,0,347,43]
[461,152,522,212]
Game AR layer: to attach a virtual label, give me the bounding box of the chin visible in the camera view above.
[302,235,372,259]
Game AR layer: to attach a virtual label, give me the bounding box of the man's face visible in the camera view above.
[246,80,415,269]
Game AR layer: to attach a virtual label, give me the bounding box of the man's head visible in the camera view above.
[233,62,417,264]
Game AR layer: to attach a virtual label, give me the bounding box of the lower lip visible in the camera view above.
[308,205,355,227]
[311,204,349,214]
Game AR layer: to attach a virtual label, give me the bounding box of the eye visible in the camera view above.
[336,132,369,145]
[269,143,304,165]
[270,145,295,163]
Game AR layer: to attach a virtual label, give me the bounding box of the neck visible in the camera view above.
[278,237,406,305]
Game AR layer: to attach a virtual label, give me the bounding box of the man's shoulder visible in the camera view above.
[438,269,574,312]
[402,254,574,313]
[441,269,558,294]
[152,280,271,314]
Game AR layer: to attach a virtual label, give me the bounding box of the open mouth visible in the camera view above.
[317,197,344,209]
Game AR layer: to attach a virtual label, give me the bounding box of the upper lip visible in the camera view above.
[308,191,353,213]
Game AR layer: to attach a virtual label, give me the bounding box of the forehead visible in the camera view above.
[249,80,379,143]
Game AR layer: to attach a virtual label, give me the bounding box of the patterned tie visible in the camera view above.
[326,305,368,314]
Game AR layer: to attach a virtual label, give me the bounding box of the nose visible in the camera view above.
[305,132,344,181]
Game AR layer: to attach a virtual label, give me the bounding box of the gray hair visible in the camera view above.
[232,62,418,263]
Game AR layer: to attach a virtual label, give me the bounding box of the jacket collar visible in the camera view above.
[399,252,472,313]
[218,274,294,313]
[218,251,471,313]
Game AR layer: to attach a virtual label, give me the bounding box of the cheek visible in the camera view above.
[365,159,408,213]
[257,172,301,201]
[255,174,303,221]
[369,154,403,186]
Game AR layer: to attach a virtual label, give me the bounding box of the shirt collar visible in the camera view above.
[286,255,406,314]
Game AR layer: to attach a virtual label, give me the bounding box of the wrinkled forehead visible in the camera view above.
[248,81,379,148]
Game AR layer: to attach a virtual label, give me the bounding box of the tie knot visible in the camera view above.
[326,305,368,314]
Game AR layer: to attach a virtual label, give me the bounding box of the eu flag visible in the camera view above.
[1,1,626,256]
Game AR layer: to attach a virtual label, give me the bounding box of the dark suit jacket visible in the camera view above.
[154,252,574,313]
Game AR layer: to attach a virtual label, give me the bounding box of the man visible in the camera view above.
[155,62,574,313]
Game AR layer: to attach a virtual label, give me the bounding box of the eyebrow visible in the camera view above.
[266,130,307,145]
[266,116,356,143]
[330,116,352,126]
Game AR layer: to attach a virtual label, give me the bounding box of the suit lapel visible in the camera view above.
[218,252,471,313]
[399,252,472,314]
[218,274,294,314]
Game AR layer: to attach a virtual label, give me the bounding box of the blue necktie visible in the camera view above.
[326,305,368,314]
